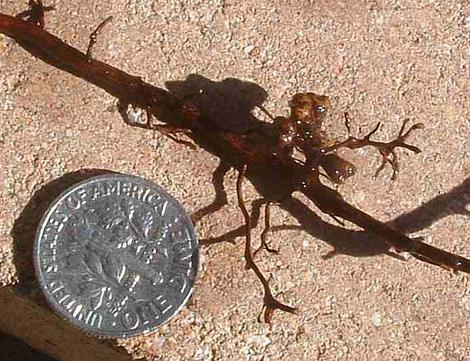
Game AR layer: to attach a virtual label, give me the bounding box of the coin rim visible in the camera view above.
[33,173,199,338]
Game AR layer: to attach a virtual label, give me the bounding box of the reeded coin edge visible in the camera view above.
[33,173,199,338]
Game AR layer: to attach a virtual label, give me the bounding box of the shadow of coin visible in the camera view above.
[0,330,57,361]
[10,169,115,299]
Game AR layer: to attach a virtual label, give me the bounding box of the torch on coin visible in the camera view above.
[33,174,199,338]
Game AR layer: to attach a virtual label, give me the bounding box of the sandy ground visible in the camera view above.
[0,0,470,360]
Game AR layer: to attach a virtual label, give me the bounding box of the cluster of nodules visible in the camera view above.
[272,93,356,185]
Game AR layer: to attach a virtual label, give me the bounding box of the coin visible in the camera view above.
[34,174,199,338]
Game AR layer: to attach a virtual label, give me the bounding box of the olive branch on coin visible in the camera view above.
[58,198,170,314]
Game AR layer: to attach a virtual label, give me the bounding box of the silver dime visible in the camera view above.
[34,174,199,338]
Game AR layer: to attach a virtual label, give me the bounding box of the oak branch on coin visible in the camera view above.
[1,1,469,323]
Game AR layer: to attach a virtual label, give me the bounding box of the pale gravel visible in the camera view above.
[1,0,470,360]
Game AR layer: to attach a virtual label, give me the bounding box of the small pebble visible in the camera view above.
[247,334,271,348]
[371,311,382,327]
[464,15,470,29]
[244,44,255,55]
[153,335,166,348]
